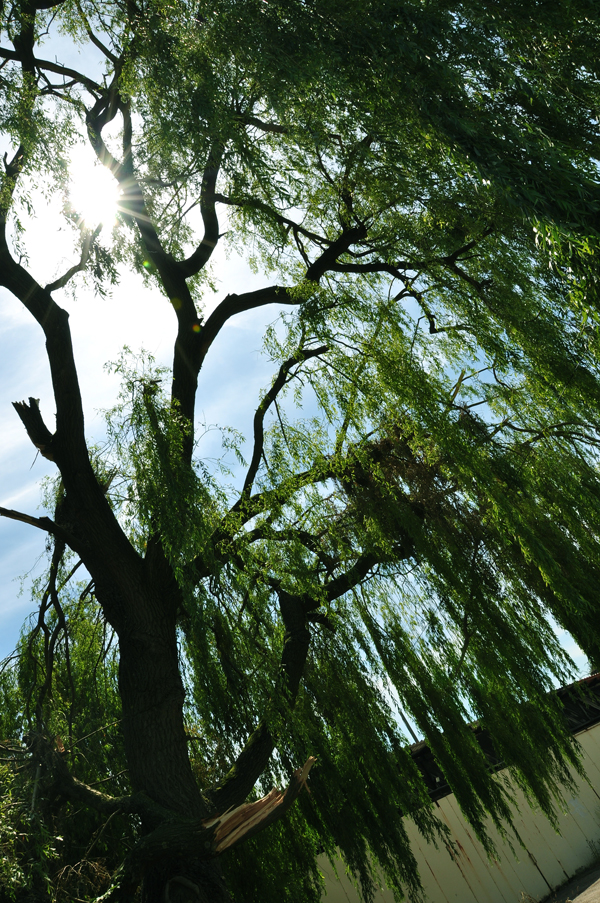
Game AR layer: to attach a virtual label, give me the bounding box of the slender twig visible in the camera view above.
[242,344,328,495]
[74,0,119,63]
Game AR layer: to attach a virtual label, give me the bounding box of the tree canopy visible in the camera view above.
[1,1,600,901]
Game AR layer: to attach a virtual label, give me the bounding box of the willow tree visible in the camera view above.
[2,1,600,901]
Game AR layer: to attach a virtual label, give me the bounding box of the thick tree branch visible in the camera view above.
[208,547,406,811]
[439,230,494,266]
[307,611,335,630]
[204,428,404,573]
[0,254,88,460]
[214,421,404,556]
[0,30,89,467]
[199,221,371,370]
[305,224,368,281]
[0,506,76,546]
[117,104,179,279]
[208,547,386,815]
[198,284,297,362]
[26,732,170,822]
[87,96,204,455]
[322,228,494,282]
[12,396,54,458]
[194,460,336,579]
[442,258,491,293]
[118,105,205,428]
[320,552,380,604]
[204,449,418,812]
[0,145,25,222]
[0,46,102,95]
[240,525,328,562]
[278,588,312,698]
[0,19,148,637]
[209,590,312,814]
[86,90,123,172]
[180,141,224,277]
[238,114,287,135]
[327,260,415,276]
[208,721,274,817]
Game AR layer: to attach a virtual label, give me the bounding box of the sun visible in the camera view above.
[68,145,121,228]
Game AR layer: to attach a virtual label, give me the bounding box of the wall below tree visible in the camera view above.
[320,721,600,903]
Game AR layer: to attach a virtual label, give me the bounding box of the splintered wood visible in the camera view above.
[204,757,317,853]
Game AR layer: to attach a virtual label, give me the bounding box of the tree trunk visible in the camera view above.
[95,568,232,902]
[118,624,202,818]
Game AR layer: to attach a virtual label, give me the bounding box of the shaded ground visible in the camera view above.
[541,865,600,903]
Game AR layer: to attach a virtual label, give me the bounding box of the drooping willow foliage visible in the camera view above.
[1,1,600,901]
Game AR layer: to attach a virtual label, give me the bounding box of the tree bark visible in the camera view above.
[117,612,204,820]
[95,572,232,902]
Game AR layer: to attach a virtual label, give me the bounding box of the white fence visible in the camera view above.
[320,722,600,903]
